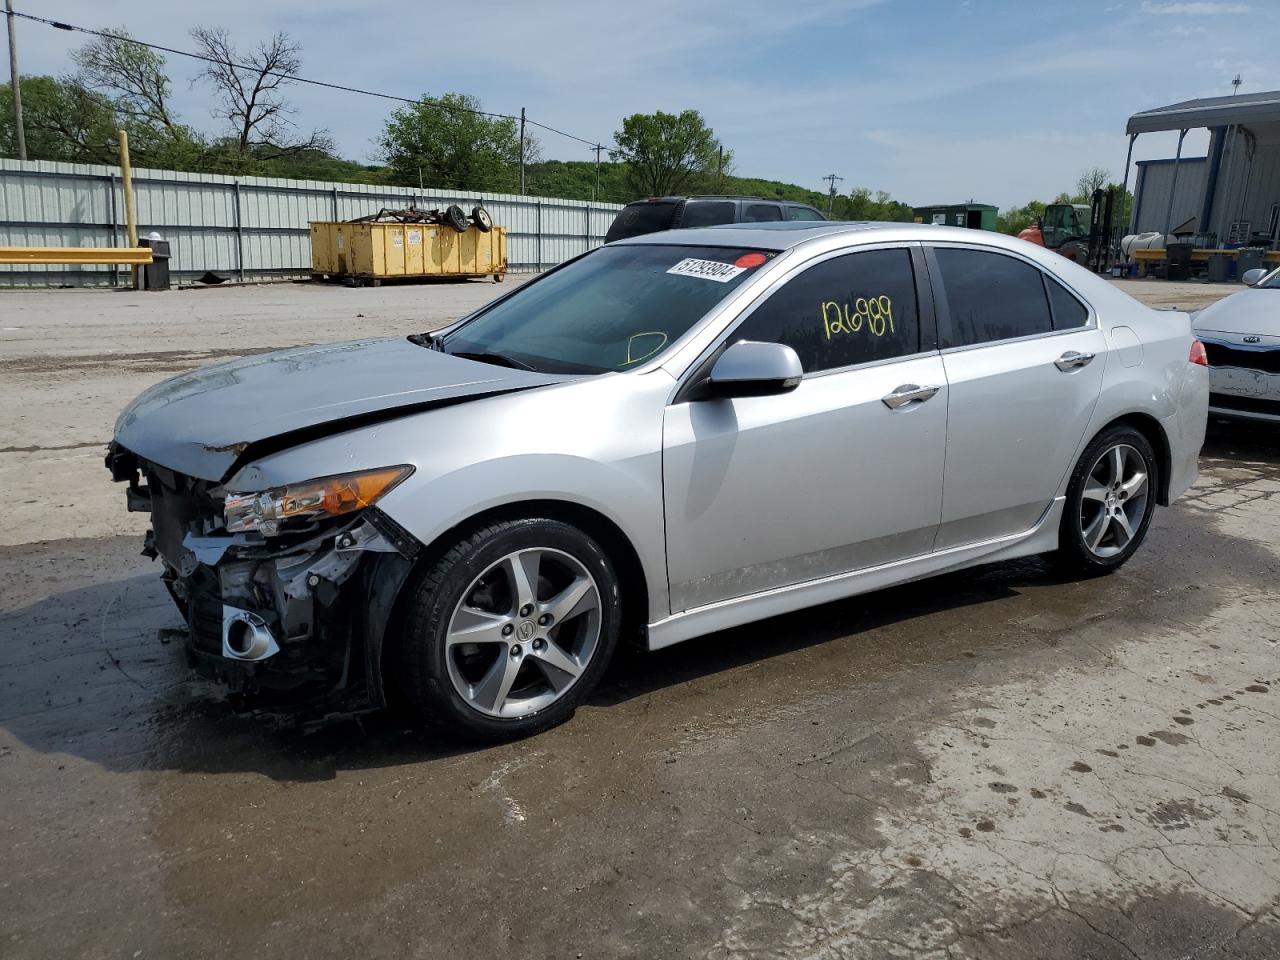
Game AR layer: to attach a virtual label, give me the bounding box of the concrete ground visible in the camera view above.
[2,278,1279,959]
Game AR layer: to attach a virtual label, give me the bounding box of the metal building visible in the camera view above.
[911,203,998,231]
[1124,90,1280,246]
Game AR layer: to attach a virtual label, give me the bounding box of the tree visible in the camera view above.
[1,75,119,163]
[190,26,330,158]
[839,187,913,222]
[72,27,181,134]
[69,27,205,167]
[1074,166,1110,201]
[610,110,727,197]
[377,92,527,192]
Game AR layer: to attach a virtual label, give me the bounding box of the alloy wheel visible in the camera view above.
[1079,443,1149,558]
[444,548,602,719]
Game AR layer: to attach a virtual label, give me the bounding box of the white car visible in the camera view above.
[107,223,1210,739]
[1194,265,1280,422]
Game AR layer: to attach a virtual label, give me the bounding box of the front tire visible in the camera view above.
[1054,425,1158,575]
[394,518,621,740]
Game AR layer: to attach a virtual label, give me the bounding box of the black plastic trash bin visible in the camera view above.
[138,237,171,290]
[1166,242,1193,281]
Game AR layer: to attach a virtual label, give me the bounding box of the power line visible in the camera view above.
[9,8,613,149]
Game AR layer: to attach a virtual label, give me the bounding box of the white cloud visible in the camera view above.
[1140,2,1250,13]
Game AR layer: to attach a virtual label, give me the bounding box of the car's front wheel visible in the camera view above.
[394,518,621,740]
[1054,425,1159,575]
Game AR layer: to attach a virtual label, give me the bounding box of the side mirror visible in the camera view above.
[704,340,803,399]
[1241,267,1267,287]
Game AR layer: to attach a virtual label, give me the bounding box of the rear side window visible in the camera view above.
[1046,275,1089,329]
[787,205,825,221]
[731,249,920,373]
[605,201,679,242]
[934,248,1053,347]
[743,203,783,223]
[680,201,736,228]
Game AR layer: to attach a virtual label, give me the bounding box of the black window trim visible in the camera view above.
[671,241,938,402]
[922,242,1097,354]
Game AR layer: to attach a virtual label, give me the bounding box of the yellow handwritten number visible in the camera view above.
[821,295,894,340]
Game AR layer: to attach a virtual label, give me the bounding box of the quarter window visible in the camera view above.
[743,203,783,222]
[1046,275,1089,330]
[934,248,1053,347]
[787,205,825,221]
[732,249,920,373]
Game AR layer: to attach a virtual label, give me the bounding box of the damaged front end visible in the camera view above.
[107,443,420,724]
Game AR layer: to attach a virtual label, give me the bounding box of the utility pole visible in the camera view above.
[592,143,603,202]
[1232,73,1242,95]
[822,173,843,215]
[717,145,724,191]
[519,107,526,195]
[5,0,25,161]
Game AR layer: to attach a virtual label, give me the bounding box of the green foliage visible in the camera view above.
[837,187,914,222]
[611,110,727,197]
[997,199,1047,236]
[1,75,119,163]
[377,92,527,193]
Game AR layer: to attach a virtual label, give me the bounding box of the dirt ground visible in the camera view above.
[2,277,1279,959]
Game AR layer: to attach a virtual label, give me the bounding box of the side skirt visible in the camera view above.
[644,497,1066,652]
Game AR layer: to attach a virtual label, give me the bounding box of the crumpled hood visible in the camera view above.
[113,337,565,480]
[1194,289,1280,337]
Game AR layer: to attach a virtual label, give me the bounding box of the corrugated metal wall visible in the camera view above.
[1131,158,1208,235]
[0,159,623,286]
[1209,126,1280,243]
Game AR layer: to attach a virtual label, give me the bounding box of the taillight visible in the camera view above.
[1189,340,1208,366]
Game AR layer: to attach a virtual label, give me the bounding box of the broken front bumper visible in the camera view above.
[107,444,420,721]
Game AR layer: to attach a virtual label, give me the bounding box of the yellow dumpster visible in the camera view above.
[310,221,507,284]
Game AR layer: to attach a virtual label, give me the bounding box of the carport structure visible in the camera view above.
[1123,89,1280,247]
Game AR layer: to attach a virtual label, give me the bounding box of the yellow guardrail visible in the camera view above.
[0,246,154,266]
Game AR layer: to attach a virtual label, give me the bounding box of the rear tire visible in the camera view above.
[1053,424,1159,576]
[393,518,621,741]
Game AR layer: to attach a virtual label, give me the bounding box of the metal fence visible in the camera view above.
[0,158,624,286]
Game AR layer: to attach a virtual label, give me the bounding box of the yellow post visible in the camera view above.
[118,129,139,286]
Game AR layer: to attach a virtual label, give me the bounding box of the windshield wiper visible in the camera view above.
[449,349,536,371]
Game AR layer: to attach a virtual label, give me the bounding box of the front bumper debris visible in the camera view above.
[106,443,420,724]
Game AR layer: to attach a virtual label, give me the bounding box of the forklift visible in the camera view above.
[1018,188,1116,273]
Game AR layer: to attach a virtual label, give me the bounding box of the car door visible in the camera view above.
[662,245,948,613]
[926,244,1106,549]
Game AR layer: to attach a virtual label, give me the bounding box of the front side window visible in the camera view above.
[731,249,920,373]
[934,248,1053,347]
[445,244,775,374]
[743,203,783,223]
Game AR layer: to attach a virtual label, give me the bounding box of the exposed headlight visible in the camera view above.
[224,465,413,536]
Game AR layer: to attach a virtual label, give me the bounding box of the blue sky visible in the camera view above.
[12,0,1277,207]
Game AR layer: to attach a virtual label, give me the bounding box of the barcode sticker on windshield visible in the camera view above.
[667,258,745,283]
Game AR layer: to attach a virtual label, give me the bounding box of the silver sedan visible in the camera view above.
[107,222,1209,739]
[1194,264,1280,422]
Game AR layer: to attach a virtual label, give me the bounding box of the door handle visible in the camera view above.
[1054,350,1095,371]
[881,384,940,409]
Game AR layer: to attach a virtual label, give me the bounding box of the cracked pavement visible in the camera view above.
[2,281,1279,958]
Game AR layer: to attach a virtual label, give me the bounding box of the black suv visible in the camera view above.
[604,195,826,242]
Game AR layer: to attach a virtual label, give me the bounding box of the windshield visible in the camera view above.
[444,244,775,373]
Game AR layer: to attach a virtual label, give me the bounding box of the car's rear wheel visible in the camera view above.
[1054,425,1158,575]
[394,518,621,740]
